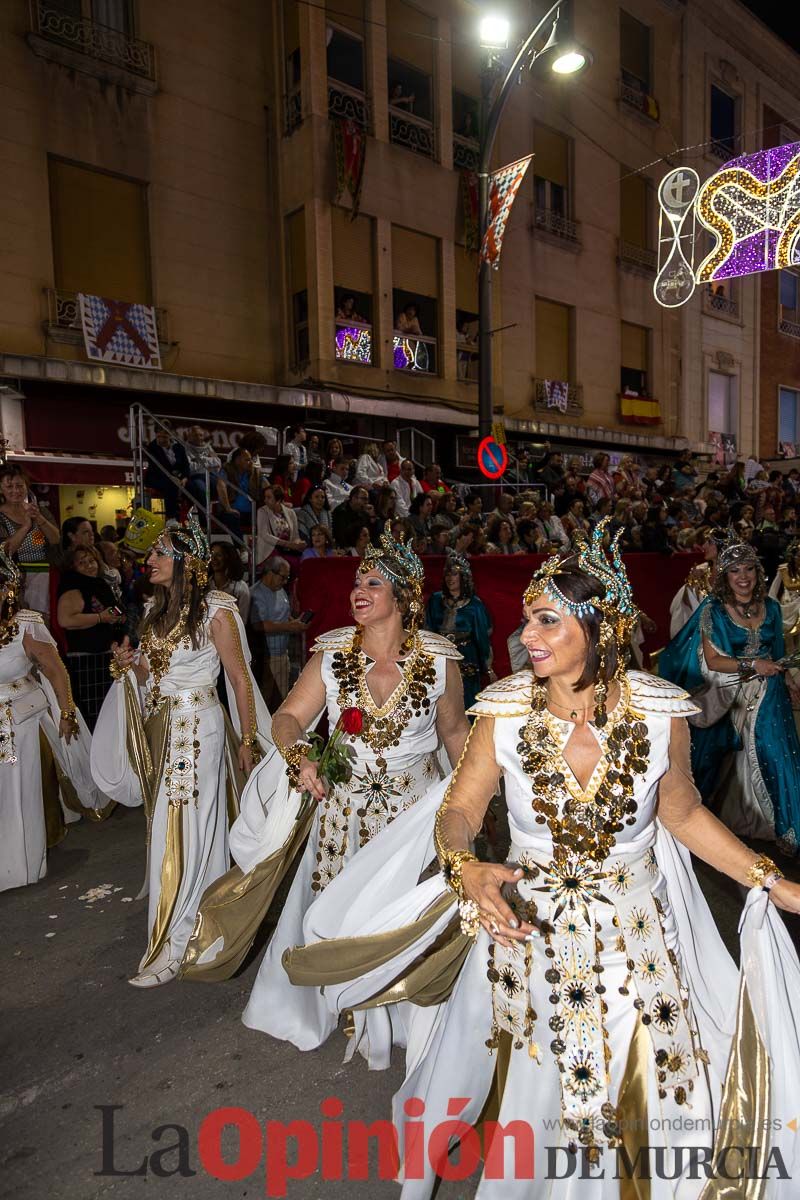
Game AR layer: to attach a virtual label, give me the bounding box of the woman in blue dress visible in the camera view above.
[660,532,800,852]
[425,550,492,709]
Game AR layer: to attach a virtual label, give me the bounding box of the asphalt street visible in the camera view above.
[2,805,797,1200]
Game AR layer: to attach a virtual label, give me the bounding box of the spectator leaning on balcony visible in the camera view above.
[332,486,371,549]
[144,424,191,520]
[255,485,304,567]
[354,442,388,489]
[389,81,415,111]
[285,425,307,470]
[390,458,423,517]
[396,302,422,335]
[323,456,352,511]
[336,294,366,323]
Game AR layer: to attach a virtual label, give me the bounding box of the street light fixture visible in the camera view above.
[477,1,591,438]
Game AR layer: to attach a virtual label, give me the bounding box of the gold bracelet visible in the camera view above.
[109,657,127,680]
[441,849,479,901]
[274,733,312,790]
[746,855,784,889]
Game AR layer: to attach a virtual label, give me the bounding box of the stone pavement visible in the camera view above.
[1,804,790,1200]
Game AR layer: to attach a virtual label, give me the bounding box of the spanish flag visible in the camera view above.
[619,394,660,425]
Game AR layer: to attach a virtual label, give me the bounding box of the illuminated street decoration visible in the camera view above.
[654,141,800,308]
[335,324,372,364]
[393,335,431,372]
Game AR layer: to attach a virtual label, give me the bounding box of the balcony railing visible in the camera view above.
[618,240,657,272]
[533,379,583,416]
[393,332,437,374]
[709,138,736,162]
[44,288,168,343]
[533,207,580,245]
[389,108,435,159]
[328,79,369,126]
[703,286,739,319]
[619,75,659,122]
[29,0,156,80]
[335,320,373,365]
[453,133,479,172]
[780,308,800,339]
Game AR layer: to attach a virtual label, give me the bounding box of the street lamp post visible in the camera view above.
[477,1,590,440]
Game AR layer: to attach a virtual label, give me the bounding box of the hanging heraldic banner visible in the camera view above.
[654,140,800,308]
[78,294,162,370]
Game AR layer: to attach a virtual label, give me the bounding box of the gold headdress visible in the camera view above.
[716,527,759,575]
[0,544,21,589]
[154,508,211,588]
[524,518,640,725]
[361,530,425,630]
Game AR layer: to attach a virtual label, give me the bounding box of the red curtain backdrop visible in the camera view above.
[296,554,700,677]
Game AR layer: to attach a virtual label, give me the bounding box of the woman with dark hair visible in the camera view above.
[586,450,614,505]
[218,447,259,534]
[183,532,469,1068]
[300,524,334,560]
[292,459,325,510]
[486,516,522,555]
[286,522,800,1194]
[61,516,96,553]
[90,511,271,989]
[661,533,800,849]
[408,492,433,539]
[425,550,493,708]
[373,485,396,535]
[56,545,125,728]
[0,548,110,892]
[269,453,298,494]
[0,467,59,616]
[296,486,332,543]
[209,541,250,622]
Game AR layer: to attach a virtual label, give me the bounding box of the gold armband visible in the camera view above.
[746,855,784,890]
[109,657,127,681]
[440,849,479,901]
[275,734,312,790]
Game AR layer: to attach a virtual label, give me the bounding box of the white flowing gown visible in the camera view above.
[0,610,110,892]
[295,670,800,1198]
[91,591,271,969]
[232,627,461,1068]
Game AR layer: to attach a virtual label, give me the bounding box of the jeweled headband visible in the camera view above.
[524,518,640,642]
[153,508,211,586]
[716,529,759,575]
[361,530,424,627]
[444,548,473,587]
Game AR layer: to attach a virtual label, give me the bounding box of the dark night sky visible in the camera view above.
[739,0,800,55]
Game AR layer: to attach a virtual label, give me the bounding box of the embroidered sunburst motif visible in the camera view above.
[190,690,205,706]
[608,862,633,894]
[564,1049,602,1101]
[352,764,393,806]
[556,916,587,943]
[396,771,414,793]
[637,952,666,984]
[626,908,652,941]
[173,734,191,754]
[541,857,608,921]
[564,1106,604,1140]
[650,993,680,1033]
[174,716,192,733]
[497,964,524,998]
[665,1043,688,1076]
[496,1002,522,1033]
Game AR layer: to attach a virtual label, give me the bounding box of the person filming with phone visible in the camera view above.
[0,466,59,619]
[56,545,126,728]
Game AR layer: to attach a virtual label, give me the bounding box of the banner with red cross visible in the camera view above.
[480,154,533,269]
[78,293,162,369]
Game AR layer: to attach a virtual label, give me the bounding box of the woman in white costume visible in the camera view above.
[91,511,271,989]
[769,537,800,652]
[0,548,111,892]
[286,522,800,1198]
[668,526,721,638]
[182,531,469,1069]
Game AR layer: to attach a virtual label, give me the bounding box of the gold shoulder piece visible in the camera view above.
[418,630,463,660]
[468,669,534,718]
[311,625,358,654]
[17,609,44,624]
[206,590,238,612]
[627,670,700,717]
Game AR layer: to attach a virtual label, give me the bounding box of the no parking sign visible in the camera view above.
[477,436,508,481]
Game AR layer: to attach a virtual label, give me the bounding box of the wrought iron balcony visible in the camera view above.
[619,75,659,122]
[703,285,739,319]
[328,80,369,127]
[335,320,373,365]
[389,108,435,159]
[393,332,437,374]
[618,239,657,272]
[709,138,736,162]
[532,206,580,245]
[780,309,800,339]
[44,288,168,343]
[453,133,479,172]
[29,0,156,81]
[533,379,583,416]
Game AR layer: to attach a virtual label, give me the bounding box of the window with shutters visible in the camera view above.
[392,226,438,375]
[388,1,435,159]
[619,11,658,121]
[283,0,302,133]
[533,298,580,414]
[779,387,800,448]
[709,84,739,161]
[619,171,656,271]
[455,245,478,382]
[708,370,737,437]
[327,1,368,127]
[533,125,578,244]
[286,209,309,369]
[333,208,374,364]
[620,321,650,395]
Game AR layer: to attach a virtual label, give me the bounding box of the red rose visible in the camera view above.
[339,707,364,736]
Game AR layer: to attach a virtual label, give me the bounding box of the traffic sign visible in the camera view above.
[477,436,508,480]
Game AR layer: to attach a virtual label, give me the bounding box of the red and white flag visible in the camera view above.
[480,154,533,269]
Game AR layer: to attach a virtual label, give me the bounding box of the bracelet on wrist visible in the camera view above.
[746,854,784,890]
[275,736,312,789]
[440,849,479,901]
[109,658,127,680]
